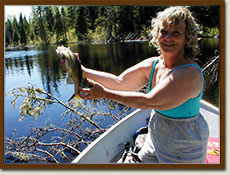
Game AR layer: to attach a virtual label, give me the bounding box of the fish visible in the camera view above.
[56,46,84,102]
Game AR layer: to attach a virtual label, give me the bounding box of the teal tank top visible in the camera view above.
[148,59,204,118]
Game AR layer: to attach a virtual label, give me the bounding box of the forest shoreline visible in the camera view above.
[5,34,219,51]
[5,37,150,51]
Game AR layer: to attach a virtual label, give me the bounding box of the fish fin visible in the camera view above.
[68,93,82,102]
[67,94,83,107]
[66,74,74,84]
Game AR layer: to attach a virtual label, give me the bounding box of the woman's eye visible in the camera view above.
[161,30,167,35]
[172,31,180,36]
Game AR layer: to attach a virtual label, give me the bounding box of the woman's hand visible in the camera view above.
[79,79,106,99]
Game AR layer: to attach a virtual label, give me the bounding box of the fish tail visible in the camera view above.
[68,93,82,102]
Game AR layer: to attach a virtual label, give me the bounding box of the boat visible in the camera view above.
[72,100,219,164]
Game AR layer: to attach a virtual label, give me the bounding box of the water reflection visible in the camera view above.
[4,49,46,59]
[198,38,220,64]
[5,56,33,76]
[36,50,64,95]
[71,42,158,75]
[5,40,219,105]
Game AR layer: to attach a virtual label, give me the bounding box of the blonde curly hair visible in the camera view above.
[150,6,200,59]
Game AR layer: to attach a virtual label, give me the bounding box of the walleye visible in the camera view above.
[56,46,84,102]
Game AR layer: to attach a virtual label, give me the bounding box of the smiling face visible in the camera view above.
[150,7,200,59]
[158,20,187,58]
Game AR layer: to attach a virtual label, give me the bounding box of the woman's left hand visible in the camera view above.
[79,79,106,99]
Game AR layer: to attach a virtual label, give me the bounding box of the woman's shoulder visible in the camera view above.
[173,61,202,76]
[146,56,159,62]
[141,56,159,66]
[135,56,159,79]
[172,59,201,72]
[171,61,203,87]
[136,57,159,72]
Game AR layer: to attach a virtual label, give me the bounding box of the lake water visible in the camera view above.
[4,39,219,163]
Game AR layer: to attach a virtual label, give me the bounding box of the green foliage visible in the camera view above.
[75,7,90,41]
[189,6,220,28]
[7,84,53,121]
[53,7,67,43]
[5,19,13,47]
[19,13,27,45]
[201,26,219,38]
[7,83,103,131]
[140,25,152,40]
[44,6,55,33]
[5,5,220,47]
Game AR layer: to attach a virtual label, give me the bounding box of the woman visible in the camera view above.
[79,6,209,163]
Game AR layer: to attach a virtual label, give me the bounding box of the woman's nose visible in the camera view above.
[164,33,172,40]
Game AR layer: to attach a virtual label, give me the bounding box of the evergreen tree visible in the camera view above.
[95,6,118,42]
[31,6,49,44]
[75,6,90,41]
[43,6,55,33]
[29,18,35,43]
[189,6,220,28]
[5,5,220,47]
[12,17,20,47]
[31,6,40,41]
[38,6,49,44]
[5,19,13,46]
[54,6,65,43]
[23,16,30,42]
[60,7,68,42]
[66,6,76,29]
[86,6,98,31]
[19,13,27,45]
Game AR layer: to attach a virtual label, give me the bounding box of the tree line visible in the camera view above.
[5,5,220,47]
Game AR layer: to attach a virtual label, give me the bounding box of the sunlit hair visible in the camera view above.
[150,6,200,59]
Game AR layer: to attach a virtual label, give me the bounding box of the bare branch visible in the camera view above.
[5,83,133,163]
[35,148,59,163]
[37,141,81,154]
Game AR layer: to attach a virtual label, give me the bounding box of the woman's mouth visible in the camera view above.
[163,43,175,47]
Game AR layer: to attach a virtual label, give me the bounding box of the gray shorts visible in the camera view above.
[138,110,209,163]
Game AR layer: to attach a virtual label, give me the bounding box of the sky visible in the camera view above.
[5,5,32,20]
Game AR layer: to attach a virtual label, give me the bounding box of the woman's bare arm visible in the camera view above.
[80,66,203,110]
[82,57,156,91]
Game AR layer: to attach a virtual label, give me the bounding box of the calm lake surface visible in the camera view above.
[4,39,219,163]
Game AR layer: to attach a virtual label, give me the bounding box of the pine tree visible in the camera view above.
[38,6,49,44]
[12,17,20,47]
[5,19,13,46]
[60,7,68,42]
[94,6,121,42]
[31,6,39,41]
[43,6,55,33]
[54,6,65,43]
[75,6,90,41]
[23,16,30,43]
[5,5,220,46]
[66,6,76,29]
[19,13,27,45]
